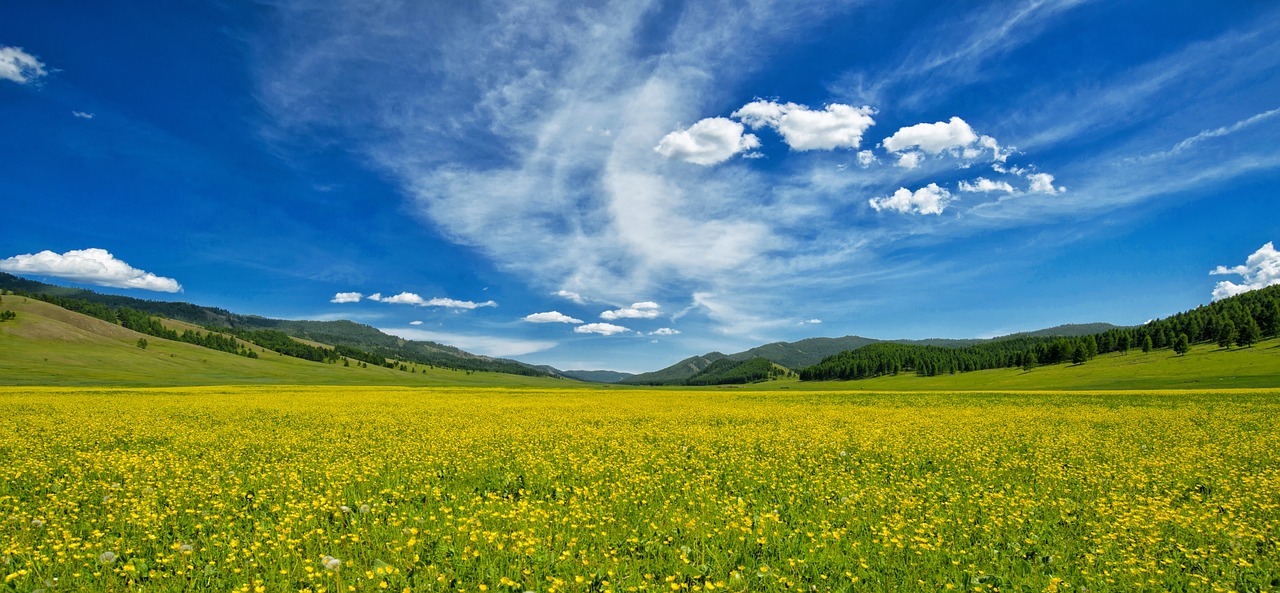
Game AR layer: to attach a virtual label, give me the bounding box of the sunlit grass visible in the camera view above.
[2,387,1278,592]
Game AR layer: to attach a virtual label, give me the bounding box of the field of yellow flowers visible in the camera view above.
[1,386,1277,593]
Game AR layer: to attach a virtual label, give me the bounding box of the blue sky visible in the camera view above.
[2,1,1278,373]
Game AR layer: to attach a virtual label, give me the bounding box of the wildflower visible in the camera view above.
[340,505,352,514]
[322,555,341,571]
[179,543,194,554]
[30,519,43,528]
[359,504,371,514]
[99,551,117,564]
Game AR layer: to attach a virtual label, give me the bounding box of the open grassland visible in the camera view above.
[0,299,572,388]
[2,387,1278,592]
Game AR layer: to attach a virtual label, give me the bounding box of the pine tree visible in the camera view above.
[1237,316,1260,348]
[1173,333,1191,356]
[1217,321,1236,349]
[1142,335,1153,353]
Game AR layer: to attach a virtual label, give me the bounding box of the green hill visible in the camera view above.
[747,337,1280,391]
[0,297,573,388]
[0,273,552,377]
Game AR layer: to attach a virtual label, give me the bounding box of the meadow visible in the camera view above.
[1,387,1278,593]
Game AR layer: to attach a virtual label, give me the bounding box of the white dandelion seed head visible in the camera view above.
[31,519,43,528]
[339,505,351,514]
[322,555,341,571]
[99,551,117,564]
[179,543,194,553]
[358,504,370,514]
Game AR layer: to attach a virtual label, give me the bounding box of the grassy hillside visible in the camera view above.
[0,297,575,388]
[741,337,1280,391]
[0,273,553,377]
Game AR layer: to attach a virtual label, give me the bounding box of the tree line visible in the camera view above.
[800,284,1280,382]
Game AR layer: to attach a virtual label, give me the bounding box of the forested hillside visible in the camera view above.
[800,285,1280,381]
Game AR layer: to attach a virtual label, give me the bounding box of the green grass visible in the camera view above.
[0,298,577,388]
[737,337,1280,391]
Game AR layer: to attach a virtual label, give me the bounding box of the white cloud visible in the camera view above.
[574,322,633,336]
[1026,172,1066,194]
[800,318,822,325]
[1210,241,1280,301]
[868,183,954,215]
[882,116,979,155]
[72,111,95,120]
[409,320,423,325]
[1136,107,1280,163]
[382,328,556,357]
[958,177,1016,193]
[380,292,426,305]
[732,100,876,151]
[0,248,182,292]
[856,150,877,167]
[655,117,760,165]
[376,291,497,309]
[426,297,498,309]
[0,46,46,85]
[600,301,661,320]
[366,292,383,302]
[523,311,584,324]
[895,151,923,169]
[649,327,680,335]
[555,290,587,304]
[330,292,363,303]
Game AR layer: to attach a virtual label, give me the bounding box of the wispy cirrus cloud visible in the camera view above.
[258,0,1280,346]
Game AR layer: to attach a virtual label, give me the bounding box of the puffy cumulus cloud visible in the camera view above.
[330,292,363,303]
[0,248,181,292]
[0,46,46,84]
[654,117,760,165]
[574,322,632,336]
[649,327,680,335]
[856,150,877,167]
[868,183,954,215]
[366,292,383,302]
[1210,242,1280,301]
[958,177,1015,193]
[600,301,661,320]
[523,311,584,324]
[376,292,497,309]
[882,116,979,154]
[733,100,876,151]
[895,151,923,169]
[1026,172,1066,194]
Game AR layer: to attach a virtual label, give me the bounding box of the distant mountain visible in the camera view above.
[559,370,634,383]
[0,273,553,377]
[621,352,728,385]
[623,325,1123,386]
[1000,323,1120,339]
